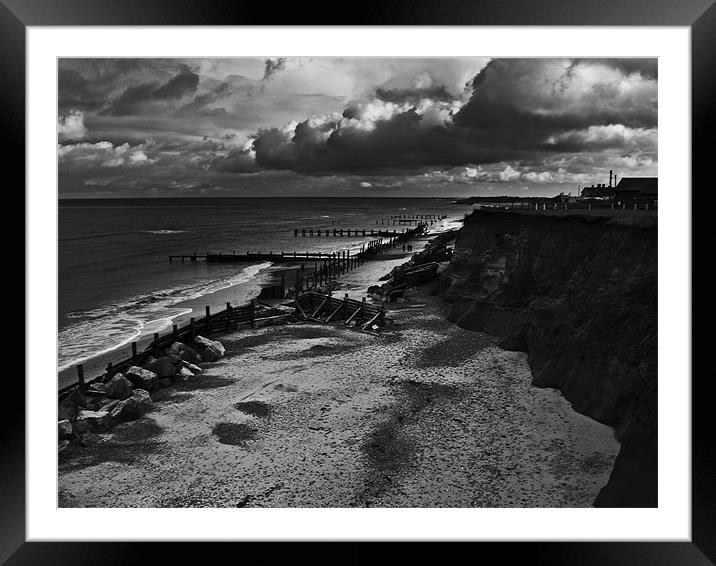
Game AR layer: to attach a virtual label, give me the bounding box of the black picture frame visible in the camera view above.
[5,0,711,564]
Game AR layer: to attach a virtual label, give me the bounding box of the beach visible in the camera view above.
[57,197,470,389]
[58,250,619,508]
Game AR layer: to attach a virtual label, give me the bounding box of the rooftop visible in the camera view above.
[615,177,658,196]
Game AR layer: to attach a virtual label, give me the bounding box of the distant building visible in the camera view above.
[614,177,658,206]
[581,183,615,199]
[580,169,617,199]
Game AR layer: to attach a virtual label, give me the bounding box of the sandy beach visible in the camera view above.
[58,252,619,508]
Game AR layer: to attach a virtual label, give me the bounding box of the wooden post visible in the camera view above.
[190,317,196,338]
[131,341,138,361]
[77,364,85,392]
[172,324,178,340]
[206,306,212,336]
[153,332,160,356]
[250,300,256,327]
[226,302,233,330]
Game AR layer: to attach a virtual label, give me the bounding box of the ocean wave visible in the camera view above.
[60,228,188,242]
[58,262,272,371]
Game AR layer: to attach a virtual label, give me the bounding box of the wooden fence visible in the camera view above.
[59,300,262,399]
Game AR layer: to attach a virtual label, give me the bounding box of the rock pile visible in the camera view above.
[58,336,225,450]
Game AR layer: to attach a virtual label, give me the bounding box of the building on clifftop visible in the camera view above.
[614,177,658,206]
[580,169,617,199]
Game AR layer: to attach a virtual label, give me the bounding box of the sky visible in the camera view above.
[57,57,657,198]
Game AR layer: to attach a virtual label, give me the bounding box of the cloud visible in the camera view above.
[104,64,200,116]
[153,65,200,99]
[57,57,658,196]
[58,140,157,169]
[498,165,522,182]
[544,124,657,153]
[374,84,454,104]
[223,58,657,176]
[453,59,657,149]
[58,110,88,141]
[262,58,287,82]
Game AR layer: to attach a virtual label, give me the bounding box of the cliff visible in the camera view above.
[436,209,657,507]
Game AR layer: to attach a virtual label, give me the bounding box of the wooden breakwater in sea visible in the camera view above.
[169,223,427,264]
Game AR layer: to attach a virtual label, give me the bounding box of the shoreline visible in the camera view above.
[57,227,445,390]
[58,238,619,508]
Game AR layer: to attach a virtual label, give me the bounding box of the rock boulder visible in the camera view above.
[58,388,86,421]
[76,409,112,431]
[99,398,121,413]
[192,335,225,362]
[168,341,202,365]
[143,357,176,379]
[58,419,73,439]
[126,365,159,389]
[110,389,153,420]
[105,373,133,399]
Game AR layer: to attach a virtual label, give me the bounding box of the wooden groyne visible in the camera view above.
[292,291,386,334]
[293,227,423,237]
[169,224,427,263]
[59,301,266,399]
[390,214,445,219]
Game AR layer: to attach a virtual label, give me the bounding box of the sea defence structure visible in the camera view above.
[169,224,427,263]
[434,208,657,507]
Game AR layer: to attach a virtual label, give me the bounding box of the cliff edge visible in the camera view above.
[436,209,657,507]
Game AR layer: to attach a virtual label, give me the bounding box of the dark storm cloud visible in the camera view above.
[103,64,200,116]
[454,59,657,140]
[58,69,105,112]
[242,110,462,174]
[59,59,187,115]
[262,58,287,82]
[152,65,200,99]
[373,84,454,104]
[213,148,260,173]
[222,58,657,174]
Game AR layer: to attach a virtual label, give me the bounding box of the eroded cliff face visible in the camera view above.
[437,210,657,507]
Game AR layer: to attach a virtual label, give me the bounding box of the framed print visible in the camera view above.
[6,0,712,563]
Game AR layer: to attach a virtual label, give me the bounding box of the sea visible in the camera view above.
[58,197,475,387]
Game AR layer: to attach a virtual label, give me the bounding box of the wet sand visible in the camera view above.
[58,287,619,508]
